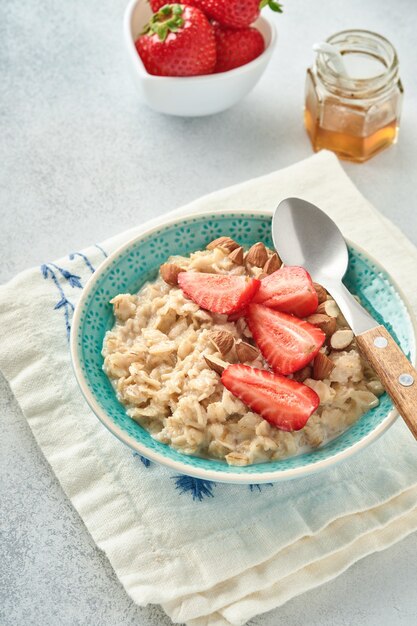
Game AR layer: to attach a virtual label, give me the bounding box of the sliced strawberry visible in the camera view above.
[221,364,319,431]
[178,272,260,314]
[253,266,318,317]
[246,303,325,375]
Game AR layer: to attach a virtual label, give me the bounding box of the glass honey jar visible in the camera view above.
[305,30,403,162]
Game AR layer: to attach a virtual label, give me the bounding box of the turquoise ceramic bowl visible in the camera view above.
[70,211,416,483]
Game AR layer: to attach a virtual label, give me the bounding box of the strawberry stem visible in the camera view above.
[141,4,185,42]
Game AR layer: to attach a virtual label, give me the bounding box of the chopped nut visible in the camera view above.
[263,252,282,274]
[206,237,239,252]
[330,329,354,350]
[160,263,182,286]
[228,246,244,265]
[313,352,335,380]
[367,379,385,396]
[317,299,340,318]
[204,354,228,375]
[293,366,313,382]
[246,242,268,267]
[313,283,328,304]
[306,313,337,337]
[235,341,260,363]
[208,330,234,355]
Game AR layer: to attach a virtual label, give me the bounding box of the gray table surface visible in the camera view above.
[1,0,417,624]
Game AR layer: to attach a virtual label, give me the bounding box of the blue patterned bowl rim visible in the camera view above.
[70,209,417,484]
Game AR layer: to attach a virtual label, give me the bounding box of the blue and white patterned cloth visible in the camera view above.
[1,152,417,626]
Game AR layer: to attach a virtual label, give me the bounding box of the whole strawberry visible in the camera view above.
[136,4,216,76]
[192,0,283,29]
[214,24,264,72]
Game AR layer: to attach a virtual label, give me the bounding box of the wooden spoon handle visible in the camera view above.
[356,325,417,439]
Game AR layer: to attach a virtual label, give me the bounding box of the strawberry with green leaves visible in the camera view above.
[136,4,216,76]
[214,23,265,72]
[149,0,283,24]
[193,0,283,29]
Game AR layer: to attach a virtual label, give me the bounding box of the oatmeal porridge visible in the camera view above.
[102,237,384,466]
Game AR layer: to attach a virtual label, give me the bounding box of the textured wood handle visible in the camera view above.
[356,325,417,440]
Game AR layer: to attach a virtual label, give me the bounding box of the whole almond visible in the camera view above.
[263,252,282,274]
[313,283,328,304]
[330,329,354,350]
[204,354,228,375]
[306,313,337,337]
[208,330,234,355]
[317,300,340,318]
[229,246,244,265]
[293,366,313,382]
[246,242,268,267]
[206,237,239,252]
[160,263,182,286]
[235,341,260,363]
[313,352,335,380]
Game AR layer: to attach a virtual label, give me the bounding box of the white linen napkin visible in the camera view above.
[1,151,417,626]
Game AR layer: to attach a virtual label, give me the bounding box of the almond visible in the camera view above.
[330,329,354,350]
[206,237,239,253]
[204,354,228,375]
[313,283,328,304]
[317,299,340,318]
[245,242,268,267]
[160,263,182,286]
[306,313,337,337]
[263,252,282,274]
[228,246,244,265]
[235,341,260,363]
[208,330,234,355]
[293,365,313,382]
[313,352,335,380]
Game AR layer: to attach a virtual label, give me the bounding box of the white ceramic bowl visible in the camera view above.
[123,0,277,116]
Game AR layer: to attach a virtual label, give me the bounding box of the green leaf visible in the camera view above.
[158,23,169,41]
[166,16,183,32]
[151,21,169,41]
[268,0,283,12]
[144,3,184,40]
[259,0,269,8]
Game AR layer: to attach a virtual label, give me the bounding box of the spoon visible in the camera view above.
[273,197,417,439]
[312,42,349,78]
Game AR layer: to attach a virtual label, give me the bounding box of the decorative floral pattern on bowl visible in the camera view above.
[70,212,416,483]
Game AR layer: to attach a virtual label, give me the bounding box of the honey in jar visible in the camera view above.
[305,30,403,162]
